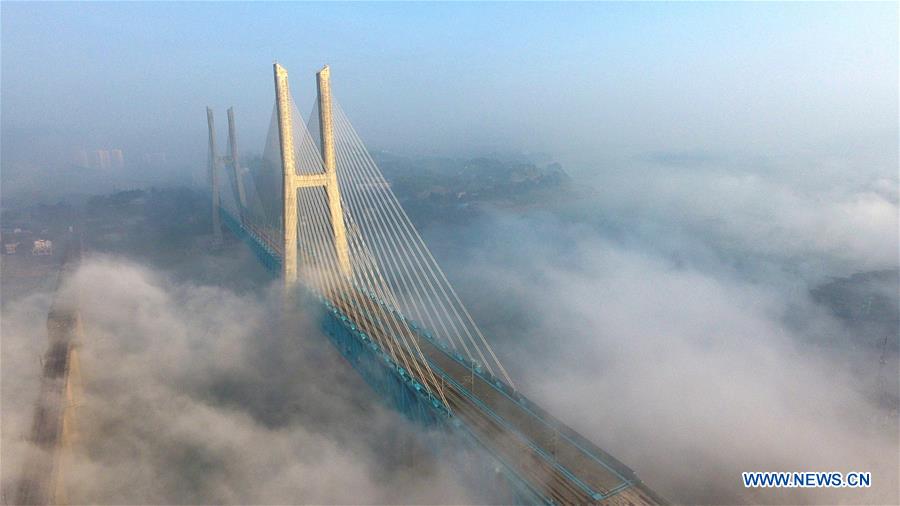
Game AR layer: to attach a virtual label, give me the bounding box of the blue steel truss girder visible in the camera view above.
[321,298,450,417]
[221,209,281,273]
[348,281,641,499]
[217,206,655,505]
[318,295,546,504]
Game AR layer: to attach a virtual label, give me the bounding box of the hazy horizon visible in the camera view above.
[2,2,897,191]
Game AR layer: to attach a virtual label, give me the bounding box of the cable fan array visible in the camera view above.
[213,90,516,408]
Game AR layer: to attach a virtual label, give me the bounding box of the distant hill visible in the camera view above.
[811,269,899,351]
[373,153,571,225]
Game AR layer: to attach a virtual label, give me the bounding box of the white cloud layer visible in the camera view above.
[3,257,479,504]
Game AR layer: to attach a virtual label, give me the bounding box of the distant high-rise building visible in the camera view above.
[110,149,124,169]
[32,239,53,256]
[94,150,110,170]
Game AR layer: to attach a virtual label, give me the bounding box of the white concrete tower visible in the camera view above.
[273,63,352,288]
[227,107,248,212]
[273,63,300,285]
[206,107,223,244]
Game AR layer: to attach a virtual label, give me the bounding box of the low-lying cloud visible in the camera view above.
[3,257,479,504]
[427,157,899,504]
[3,148,897,505]
[576,156,899,278]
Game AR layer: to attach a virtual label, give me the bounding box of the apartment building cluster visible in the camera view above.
[76,148,125,170]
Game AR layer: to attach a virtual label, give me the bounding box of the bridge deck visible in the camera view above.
[16,235,82,506]
[329,288,660,505]
[222,210,664,505]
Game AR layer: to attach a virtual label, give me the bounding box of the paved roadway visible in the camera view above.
[327,284,665,505]
[15,235,81,506]
[228,214,666,504]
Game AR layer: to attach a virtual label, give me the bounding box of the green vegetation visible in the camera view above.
[375,154,571,226]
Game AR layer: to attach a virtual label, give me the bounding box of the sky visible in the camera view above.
[2,2,897,177]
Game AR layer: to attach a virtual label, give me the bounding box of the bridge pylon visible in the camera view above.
[226,108,248,213]
[206,107,223,245]
[273,63,352,287]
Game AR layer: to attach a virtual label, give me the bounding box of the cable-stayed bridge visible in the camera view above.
[206,63,664,505]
